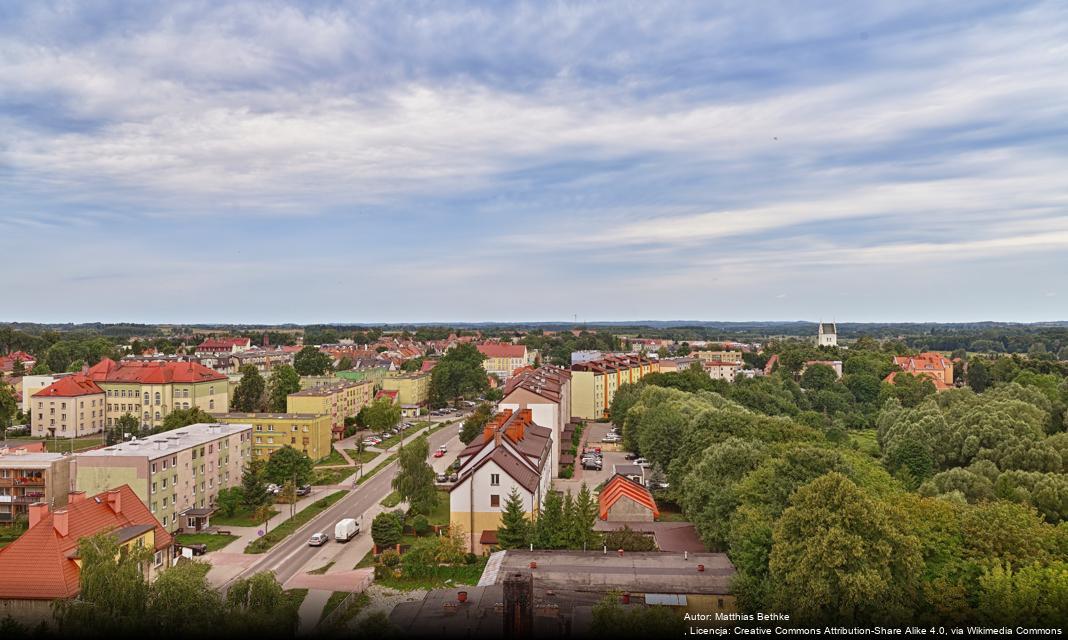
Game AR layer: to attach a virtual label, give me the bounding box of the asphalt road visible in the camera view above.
[223,417,462,589]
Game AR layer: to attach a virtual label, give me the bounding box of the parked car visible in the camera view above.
[436,473,447,483]
[634,457,650,467]
[449,473,458,482]
[602,434,622,443]
[433,449,445,458]
[308,532,329,547]
[296,484,312,497]
[649,481,670,490]
[334,518,360,542]
[625,453,638,460]
[582,460,602,471]
[437,444,447,452]
[265,483,281,495]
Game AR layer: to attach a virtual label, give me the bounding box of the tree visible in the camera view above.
[371,510,404,547]
[225,571,298,636]
[591,593,684,637]
[533,490,565,549]
[293,346,332,376]
[335,356,353,372]
[53,532,150,635]
[800,364,838,391]
[30,361,50,375]
[879,373,937,408]
[567,483,599,549]
[968,360,991,392]
[0,382,17,436]
[266,364,301,412]
[263,445,313,485]
[240,459,270,511]
[108,413,140,445]
[10,358,26,378]
[160,406,214,433]
[496,487,530,549]
[363,398,401,433]
[391,437,437,516]
[429,343,488,406]
[232,365,266,412]
[768,473,922,623]
[459,402,492,444]
[147,561,223,635]
[217,487,243,517]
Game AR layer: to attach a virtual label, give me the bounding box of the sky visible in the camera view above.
[2,1,1067,324]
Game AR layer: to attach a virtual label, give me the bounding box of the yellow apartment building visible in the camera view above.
[212,412,333,461]
[570,354,658,420]
[286,379,374,439]
[381,371,430,416]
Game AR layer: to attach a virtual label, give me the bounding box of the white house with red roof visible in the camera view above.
[194,337,251,355]
[476,342,535,380]
[30,375,106,439]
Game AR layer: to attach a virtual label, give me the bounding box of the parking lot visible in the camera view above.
[555,421,630,493]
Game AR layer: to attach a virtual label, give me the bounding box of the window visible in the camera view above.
[188,518,195,528]
[154,392,161,405]
[154,550,164,567]
[155,412,161,420]
[162,516,168,526]
[151,463,157,473]
[152,482,157,493]
[490,494,500,507]
[490,474,500,486]
[209,399,214,410]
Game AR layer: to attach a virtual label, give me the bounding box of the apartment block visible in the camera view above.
[694,350,743,364]
[570,354,659,420]
[212,412,333,462]
[381,371,431,416]
[476,343,533,380]
[499,365,571,477]
[704,360,741,382]
[75,422,252,532]
[0,449,71,524]
[30,375,106,439]
[287,379,374,439]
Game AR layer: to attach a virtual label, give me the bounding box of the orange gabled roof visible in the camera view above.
[85,359,226,384]
[32,375,104,398]
[477,343,526,359]
[0,485,171,600]
[599,474,659,521]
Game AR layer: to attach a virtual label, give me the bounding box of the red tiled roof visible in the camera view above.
[419,359,438,373]
[32,375,104,398]
[0,351,35,370]
[376,389,399,400]
[0,485,171,600]
[85,358,226,384]
[599,474,659,521]
[477,343,526,359]
[197,337,250,350]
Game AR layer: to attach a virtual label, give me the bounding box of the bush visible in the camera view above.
[412,515,430,536]
[379,549,401,567]
[603,525,657,552]
[372,511,404,548]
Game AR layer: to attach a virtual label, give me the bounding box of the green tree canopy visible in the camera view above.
[232,365,266,412]
[294,346,333,376]
[266,364,301,412]
[391,437,437,516]
[263,445,314,485]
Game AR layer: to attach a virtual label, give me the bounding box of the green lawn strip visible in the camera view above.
[175,532,238,552]
[380,491,402,508]
[331,592,371,627]
[311,466,355,486]
[356,454,397,485]
[307,561,335,575]
[344,449,378,464]
[374,560,487,592]
[212,507,279,527]
[354,549,375,569]
[319,591,349,623]
[245,491,348,554]
[426,490,449,527]
[285,588,309,610]
[314,449,348,467]
[848,428,880,457]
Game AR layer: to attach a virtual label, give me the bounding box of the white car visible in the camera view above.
[634,457,650,467]
[602,434,622,443]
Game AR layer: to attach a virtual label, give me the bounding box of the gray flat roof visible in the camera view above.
[0,452,67,468]
[78,422,251,460]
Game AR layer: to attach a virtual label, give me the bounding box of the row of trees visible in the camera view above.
[231,364,302,413]
[496,484,599,550]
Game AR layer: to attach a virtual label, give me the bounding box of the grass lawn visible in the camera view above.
[245,491,347,554]
[374,559,488,591]
[212,507,279,528]
[314,449,348,467]
[380,491,402,508]
[5,437,104,453]
[356,454,397,485]
[345,449,378,464]
[849,429,881,457]
[321,592,370,627]
[425,490,449,527]
[175,532,239,552]
[308,561,335,575]
[285,588,309,610]
[311,466,355,486]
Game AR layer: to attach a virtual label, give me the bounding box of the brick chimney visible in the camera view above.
[53,509,69,537]
[28,502,49,528]
[106,489,122,515]
[68,490,86,504]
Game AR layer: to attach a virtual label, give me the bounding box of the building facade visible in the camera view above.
[75,422,252,532]
[0,450,71,524]
[885,353,954,390]
[570,354,659,420]
[476,343,532,380]
[693,350,743,364]
[286,379,374,439]
[704,361,741,382]
[381,371,431,416]
[212,412,333,461]
[30,375,106,439]
[499,366,571,477]
[818,322,838,347]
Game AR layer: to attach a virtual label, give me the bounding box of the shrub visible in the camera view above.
[602,525,657,552]
[379,549,401,567]
[412,515,430,536]
[372,511,404,548]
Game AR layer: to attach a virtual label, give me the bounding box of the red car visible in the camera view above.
[433,450,445,458]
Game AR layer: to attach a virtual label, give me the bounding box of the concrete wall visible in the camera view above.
[606,496,654,522]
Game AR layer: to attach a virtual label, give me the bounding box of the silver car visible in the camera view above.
[308,532,329,547]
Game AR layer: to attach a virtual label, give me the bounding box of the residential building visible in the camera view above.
[30,375,106,439]
[803,360,843,378]
[20,374,66,412]
[570,354,659,420]
[598,474,659,523]
[225,348,295,375]
[885,353,954,390]
[693,350,743,364]
[0,449,71,524]
[336,362,390,388]
[0,485,173,625]
[499,366,571,477]
[212,412,333,461]
[476,343,532,380]
[704,360,741,382]
[570,350,603,365]
[818,322,838,347]
[286,379,374,439]
[450,409,553,554]
[84,358,229,431]
[298,374,339,390]
[0,352,35,375]
[657,357,700,373]
[381,371,431,417]
[75,422,252,532]
[195,337,252,355]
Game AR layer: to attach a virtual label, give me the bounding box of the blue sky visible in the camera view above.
[2,1,1067,324]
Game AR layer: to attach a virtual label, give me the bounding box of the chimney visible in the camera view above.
[29,502,49,528]
[53,509,69,537]
[68,490,86,504]
[106,489,122,515]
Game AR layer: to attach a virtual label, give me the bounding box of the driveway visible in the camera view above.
[554,421,628,493]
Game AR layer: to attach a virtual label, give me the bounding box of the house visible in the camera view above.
[0,450,71,525]
[499,366,571,477]
[570,354,658,420]
[20,374,68,412]
[598,474,659,522]
[0,352,35,375]
[31,375,107,439]
[450,409,553,554]
[0,485,173,625]
[75,422,252,533]
[818,322,838,347]
[476,343,533,380]
[194,337,252,355]
[704,360,741,382]
[693,350,743,364]
[884,353,954,390]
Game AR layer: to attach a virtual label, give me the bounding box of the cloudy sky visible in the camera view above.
[2,1,1067,324]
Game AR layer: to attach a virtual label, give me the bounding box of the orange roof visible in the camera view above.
[197,337,250,350]
[32,375,104,398]
[477,343,526,359]
[0,485,171,600]
[85,358,226,384]
[599,474,659,520]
